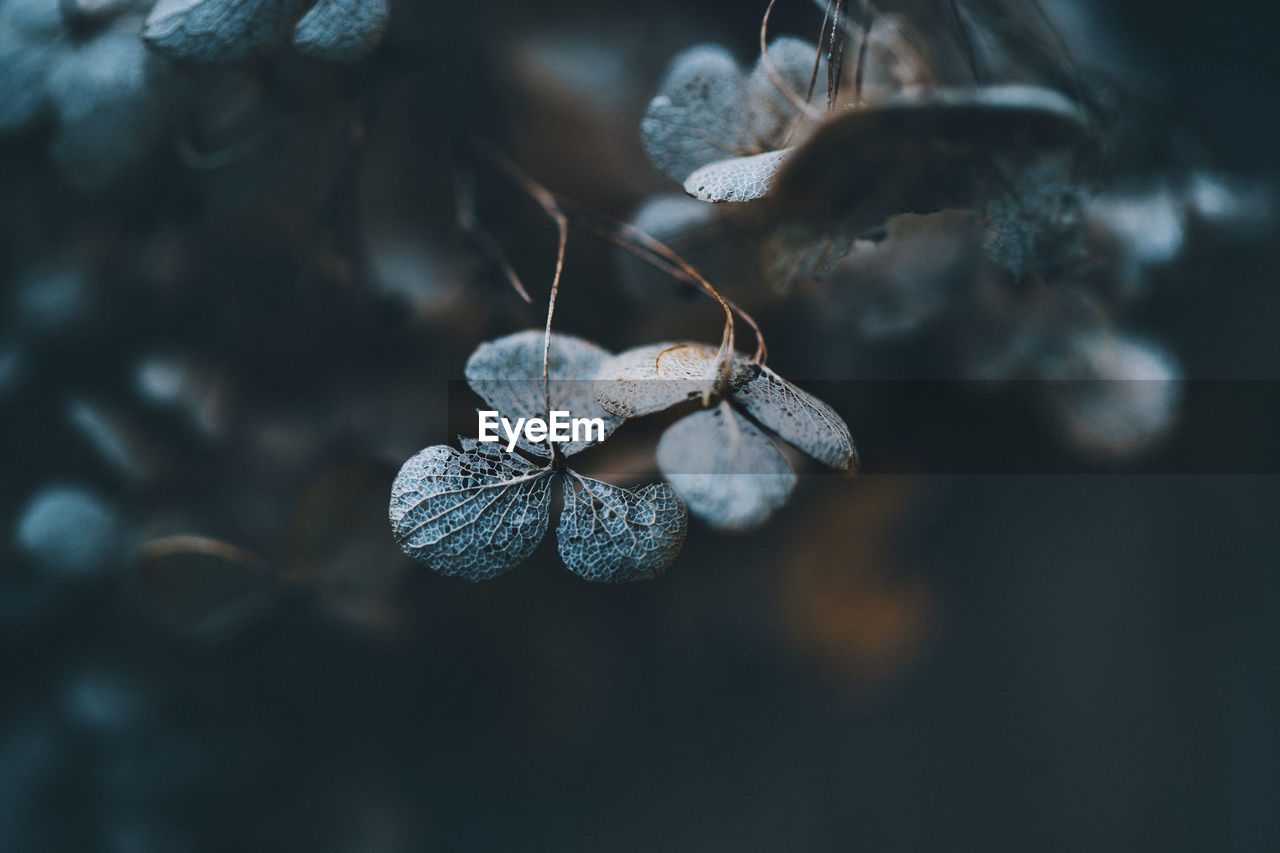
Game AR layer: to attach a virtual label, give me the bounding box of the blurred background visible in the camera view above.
[2,0,1278,849]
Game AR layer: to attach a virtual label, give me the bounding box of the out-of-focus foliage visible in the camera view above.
[291,0,389,63]
[0,0,1276,847]
[14,485,130,577]
[143,0,387,63]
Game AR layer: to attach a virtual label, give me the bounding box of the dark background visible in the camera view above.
[1,0,1278,850]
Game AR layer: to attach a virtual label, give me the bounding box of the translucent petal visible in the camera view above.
[593,341,752,418]
[388,443,553,581]
[640,45,753,185]
[143,0,295,62]
[557,472,686,583]
[292,0,389,64]
[656,404,796,532]
[465,330,621,457]
[683,148,794,203]
[731,364,856,470]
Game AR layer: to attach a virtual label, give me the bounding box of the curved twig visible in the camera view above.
[465,141,770,394]
[761,0,827,123]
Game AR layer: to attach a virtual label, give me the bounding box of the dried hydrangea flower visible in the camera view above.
[641,37,828,201]
[594,341,855,531]
[390,331,687,583]
[144,0,387,64]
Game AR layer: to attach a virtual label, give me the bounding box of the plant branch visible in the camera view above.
[761,0,826,123]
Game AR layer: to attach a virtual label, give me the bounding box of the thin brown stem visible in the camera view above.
[454,168,533,303]
[761,0,825,123]
[541,210,568,426]
[556,200,768,366]
[467,141,770,394]
[780,0,832,148]
[826,0,847,108]
[466,139,569,457]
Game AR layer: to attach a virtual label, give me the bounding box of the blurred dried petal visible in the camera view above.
[1038,330,1181,458]
[656,403,796,531]
[65,397,162,482]
[1092,183,1186,263]
[1185,171,1274,234]
[1,0,63,40]
[759,221,856,293]
[983,163,1087,279]
[770,85,1087,228]
[143,0,296,62]
[45,24,174,189]
[822,210,983,339]
[11,256,88,334]
[14,485,129,578]
[640,45,752,185]
[745,36,825,142]
[0,37,50,132]
[134,352,234,440]
[291,0,388,63]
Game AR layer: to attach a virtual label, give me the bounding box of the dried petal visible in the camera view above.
[683,148,794,203]
[388,443,553,581]
[143,0,296,63]
[640,45,753,185]
[770,85,1088,228]
[817,211,983,337]
[46,25,174,190]
[1038,331,1181,458]
[465,330,621,457]
[731,364,856,470]
[15,485,129,577]
[983,163,1087,278]
[557,472,686,582]
[593,341,751,418]
[746,36,825,143]
[0,38,49,133]
[292,0,388,64]
[656,403,796,531]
